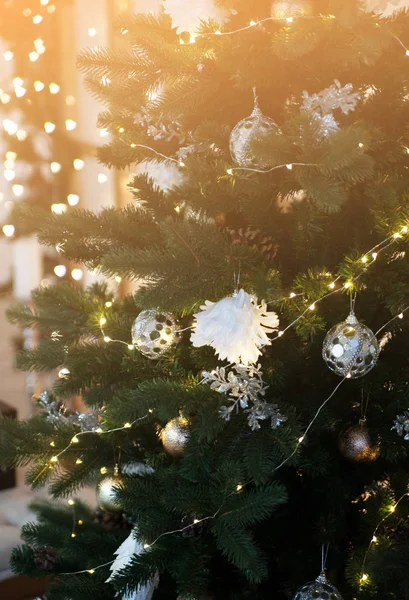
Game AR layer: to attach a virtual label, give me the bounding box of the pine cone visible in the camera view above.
[34,546,57,571]
[226,227,278,262]
[95,509,131,531]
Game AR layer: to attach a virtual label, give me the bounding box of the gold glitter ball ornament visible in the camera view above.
[132,309,177,360]
[229,89,280,170]
[322,312,379,379]
[161,417,190,457]
[293,573,344,600]
[339,423,380,462]
[96,468,125,512]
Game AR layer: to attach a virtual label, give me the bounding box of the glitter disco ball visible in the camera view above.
[229,104,280,169]
[132,309,177,360]
[161,417,190,457]
[339,423,380,462]
[322,312,379,378]
[293,573,344,600]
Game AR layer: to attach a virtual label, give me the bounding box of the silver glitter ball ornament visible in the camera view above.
[322,312,379,379]
[132,309,177,360]
[96,468,125,512]
[161,417,190,457]
[293,573,344,600]
[339,423,380,462]
[229,89,280,169]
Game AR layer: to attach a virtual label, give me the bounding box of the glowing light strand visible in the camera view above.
[360,492,409,585]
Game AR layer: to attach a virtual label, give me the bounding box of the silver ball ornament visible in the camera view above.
[293,573,344,600]
[161,417,190,457]
[339,423,380,462]
[96,469,125,512]
[229,90,280,169]
[132,309,177,360]
[322,312,379,379]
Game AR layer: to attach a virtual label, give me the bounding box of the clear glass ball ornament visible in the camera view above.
[132,309,177,359]
[322,312,379,378]
[229,88,280,169]
[161,416,190,457]
[293,573,344,600]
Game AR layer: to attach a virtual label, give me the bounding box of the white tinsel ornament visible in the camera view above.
[322,311,379,379]
[191,288,279,365]
[107,528,159,600]
[292,573,344,600]
[230,88,280,170]
[132,309,178,359]
[163,0,235,34]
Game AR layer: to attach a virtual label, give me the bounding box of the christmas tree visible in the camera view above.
[1,1,409,598]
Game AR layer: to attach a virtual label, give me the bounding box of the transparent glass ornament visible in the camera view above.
[229,88,280,169]
[132,309,177,359]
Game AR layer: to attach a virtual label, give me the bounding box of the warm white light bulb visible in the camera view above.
[12,184,24,197]
[71,268,83,281]
[50,162,62,174]
[16,129,27,141]
[67,194,80,206]
[6,151,17,161]
[44,122,56,134]
[34,38,46,54]
[98,173,108,184]
[15,87,26,98]
[1,93,11,104]
[3,51,13,61]
[49,82,60,94]
[54,265,67,277]
[34,80,45,92]
[3,119,18,135]
[4,169,15,181]
[2,224,15,237]
[51,203,67,215]
[33,15,43,24]
[13,77,23,88]
[99,128,108,137]
[65,119,77,131]
[65,95,76,106]
[88,27,97,37]
[73,159,85,170]
[29,51,39,62]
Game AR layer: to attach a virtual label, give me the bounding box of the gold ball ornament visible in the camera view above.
[339,422,380,462]
[96,468,125,512]
[271,0,313,19]
[161,417,190,457]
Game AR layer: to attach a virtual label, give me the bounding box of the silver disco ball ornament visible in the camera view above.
[322,312,379,379]
[132,309,177,359]
[229,88,280,169]
[293,573,344,600]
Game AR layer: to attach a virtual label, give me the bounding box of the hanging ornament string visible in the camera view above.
[359,491,409,586]
[321,542,330,574]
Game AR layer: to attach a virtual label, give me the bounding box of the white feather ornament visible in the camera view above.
[106,528,159,600]
[190,289,279,365]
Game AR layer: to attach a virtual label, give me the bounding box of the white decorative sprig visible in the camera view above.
[202,363,287,431]
[36,391,103,432]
